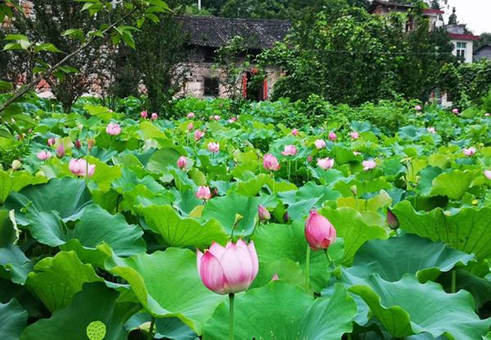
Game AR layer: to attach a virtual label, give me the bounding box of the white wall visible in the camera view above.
[451,39,474,63]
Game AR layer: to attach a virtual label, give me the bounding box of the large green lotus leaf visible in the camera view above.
[86,156,122,193]
[203,281,313,340]
[350,275,491,339]
[147,148,182,174]
[0,170,48,204]
[0,244,31,285]
[439,270,491,309]
[203,282,356,340]
[136,205,228,248]
[393,201,491,260]
[317,207,388,265]
[336,190,392,213]
[66,205,146,257]
[4,177,93,225]
[344,234,474,283]
[201,192,261,236]
[250,258,306,290]
[417,166,443,196]
[21,282,135,340]
[0,210,16,247]
[106,248,227,335]
[430,170,478,200]
[234,174,270,197]
[252,222,341,292]
[299,284,357,339]
[25,251,102,312]
[0,299,27,340]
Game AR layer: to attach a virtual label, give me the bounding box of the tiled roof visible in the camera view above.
[178,16,291,49]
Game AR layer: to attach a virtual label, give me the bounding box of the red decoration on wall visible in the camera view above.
[263,78,268,100]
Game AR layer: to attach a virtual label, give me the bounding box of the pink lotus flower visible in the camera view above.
[187,123,194,131]
[36,150,51,161]
[291,129,299,136]
[362,159,377,171]
[141,111,148,119]
[229,117,237,123]
[329,132,337,141]
[463,147,476,157]
[74,139,82,149]
[415,105,422,111]
[427,127,436,134]
[56,144,65,158]
[271,273,279,281]
[281,145,297,156]
[485,170,491,180]
[177,156,187,169]
[151,113,158,120]
[208,142,220,153]
[187,112,195,119]
[307,155,313,162]
[194,130,205,141]
[106,123,121,136]
[214,115,221,121]
[69,158,95,177]
[350,131,360,140]
[197,240,259,295]
[263,154,280,171]
[196,186,212,200]
[317,158,334,170]
[258,205,271,221]
[47,138,56,147]
[314,139,326,149]
[305,210,336,251]
[452,108,459,115]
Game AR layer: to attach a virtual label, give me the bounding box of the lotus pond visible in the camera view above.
[1,99,491,340]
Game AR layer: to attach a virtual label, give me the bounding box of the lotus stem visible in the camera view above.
[229,293,235,340]
[323,249,332,266]
[305,245,311,292]
[147,316,155,340]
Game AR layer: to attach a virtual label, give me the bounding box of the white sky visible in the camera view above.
[444,0,491,34]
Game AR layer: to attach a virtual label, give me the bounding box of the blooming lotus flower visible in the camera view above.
[463,147,476,157]
[74,139,82,149]
[291,129,299,136]
[69,158,95,177]
[415,105,422,111]
[187,112,195,119]
[151,112,158,120]
[314,139,326,149]
[36,150,51,161]
[229,117,237,123]
[350,131,359,140]
[263,154,280,171]
[106,123,121,136]
[194,129,205,141]
[305,210,336,251]
[177,156,187,169]
[281,145,297,156]
[47,138,56,147]
[362,159,377,171]
[197,240,259,295]
[187,122,194,131]
[196,186,212,200]
[214,115,221,121]
[258,205,271,221]
[56,144,65,158]
[141,111,148,119]
[317,158,334,170]
[328,132,337,141]
[452,108,459,115]
[208,142,220,153]
[485,170,491,180]
[427,127,436,134]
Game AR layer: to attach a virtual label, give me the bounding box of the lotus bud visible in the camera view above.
[387,208,400,230]
[196,186,212,200]
[11,160,21,170]
[305,210,337,251]
[258,205,271,221]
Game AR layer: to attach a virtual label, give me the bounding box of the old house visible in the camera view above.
[177,16,291,100]
[474,44,491,62]
[445,24,480,63]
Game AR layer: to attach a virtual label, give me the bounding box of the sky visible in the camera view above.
[444,0,491,34]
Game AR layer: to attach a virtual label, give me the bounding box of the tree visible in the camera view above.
[475,33,491,52]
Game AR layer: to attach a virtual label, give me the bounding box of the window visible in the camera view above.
[204,78,219,97]
[456,42,467,59]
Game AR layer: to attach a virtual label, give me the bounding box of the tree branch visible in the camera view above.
[0,6,138,114]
